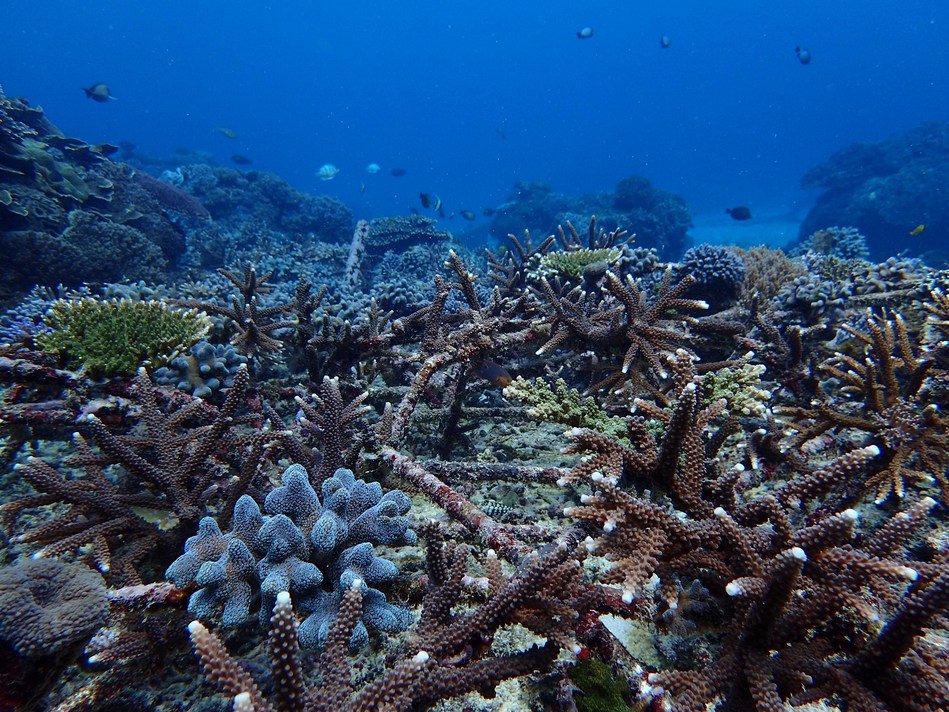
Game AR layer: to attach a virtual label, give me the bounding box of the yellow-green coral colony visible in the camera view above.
[538,248,621,278]
[504,376,631,444]
[36,298,211,376]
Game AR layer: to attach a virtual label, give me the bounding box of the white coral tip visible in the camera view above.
[603,520,616,533]
[580,494,592,504]
[556,478,568,487]
[591,472,604,482]
[726,581,744,596]
[188,620,205,635]
[276,590,291,606]
[899,566,919,581]
[790,547,807,561]
[866,444,881,456]
[622,590,634,604]
[842,508,860,522]
[713,506,728,518]
[412,650,430,664]
[350,578,363,591]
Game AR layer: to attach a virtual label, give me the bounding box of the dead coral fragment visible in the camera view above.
[36,298,211,376]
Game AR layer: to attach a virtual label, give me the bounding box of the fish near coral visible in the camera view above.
[910,224,926,236]
[476,359,513,387]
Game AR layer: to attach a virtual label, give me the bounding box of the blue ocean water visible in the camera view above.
[2,1,948,238]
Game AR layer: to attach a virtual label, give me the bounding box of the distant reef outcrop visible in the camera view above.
[0,88,352,302]
[799,121,949,261]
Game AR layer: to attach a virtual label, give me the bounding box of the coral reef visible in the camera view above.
[2,90,949,712]
[0,89,198,297]
[800,121,949,260]
[179,163,353,242]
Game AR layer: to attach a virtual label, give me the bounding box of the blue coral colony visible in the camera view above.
[1,7,948,712]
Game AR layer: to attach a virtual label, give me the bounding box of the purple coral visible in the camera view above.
[166,463,416,649]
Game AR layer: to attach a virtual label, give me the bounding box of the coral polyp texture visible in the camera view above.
[166,463,416,649]
[35,297,212,375]
[1,91,948,712]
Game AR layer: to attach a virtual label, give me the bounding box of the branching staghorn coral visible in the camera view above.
[781,308,949,504]
[188,524,587,711]
[1,365,285,584]
[176,263,295,357]
[536,266,708,394]
[503,375,630,443]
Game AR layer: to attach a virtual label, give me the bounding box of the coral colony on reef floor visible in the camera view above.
[1,90,948,712]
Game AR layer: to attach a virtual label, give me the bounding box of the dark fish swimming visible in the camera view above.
[390,167,407,177]
[83,83,114,102]
[476,359,513,387]
[419,192,442,211]
[576,27,594,39]
[230,154,252,165]
[660,35,671,48]
[726,206,752,221]
[482,207,496,217]
[795,46,811,65]
[460,210,477,221]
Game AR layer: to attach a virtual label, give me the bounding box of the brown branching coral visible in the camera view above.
[536,265,708,394]
[1,365,284,583]
[781,308,949,504]
[570,442,948,711]
[561,350,727,519]
[189,526,586,711]
[177,263,295,357]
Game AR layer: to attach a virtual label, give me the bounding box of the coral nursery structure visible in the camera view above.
[1,88,948,712]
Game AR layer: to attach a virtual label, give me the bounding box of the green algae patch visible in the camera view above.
[570,657,637,712]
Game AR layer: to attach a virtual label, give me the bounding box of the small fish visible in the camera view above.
[660,35,671,48]
[577,27,594,39]
[83,83,115,102]
[365,162,381,174]
[726,206,752,221]
[230,154,252,165]
[390,167,407,177]
[419,192,442,211]
[359,182,366,193]
[213,127,238,139]
[460,210,477,221]
[482,207,496,217]
[476,359,513,387]
[317,163,340,181]
[795,46,811,65]
[910,224,926,236]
